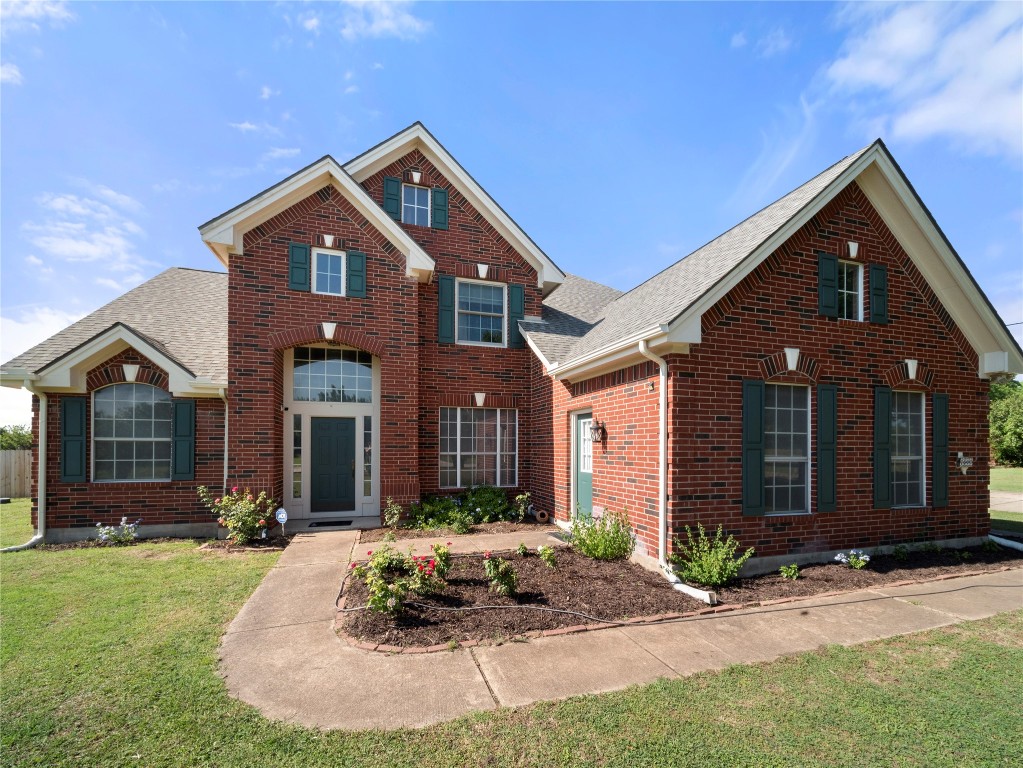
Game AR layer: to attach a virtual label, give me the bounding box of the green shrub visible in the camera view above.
[198,485,275,544]
[349,542,451,614]
[571,510,634,560]
[513,492,530,522]
[670,523,754,587]
[516,542,528,556]
[990,377,1023,466]
[537,544,557,569]
[482,552,518,596]
[779,563,799,581]
[383,497,403,529]
[463,485,510,523]
[893,544,910,562]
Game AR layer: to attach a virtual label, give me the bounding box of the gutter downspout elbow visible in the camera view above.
[2,382,46,552]
[637,340,669,572]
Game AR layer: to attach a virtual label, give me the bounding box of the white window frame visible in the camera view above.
[837,260,863,321]
[312,247,346,297]
[891,391,926,508]
[439,407,518,488]
[764,383,811,515]
[401,183,431,227]
[456,278,507,348]
[579,418,593,474]
[91,382,173,483]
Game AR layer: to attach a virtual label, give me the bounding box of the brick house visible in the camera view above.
[3,124,1020,573]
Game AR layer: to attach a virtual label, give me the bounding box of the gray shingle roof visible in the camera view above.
[520,274,622,364]
[551,144,873,366]
[1,268,227,383]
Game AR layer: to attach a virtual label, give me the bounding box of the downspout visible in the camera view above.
[1,382,46,552]
[637,340,668,571]
[219,388,229,493]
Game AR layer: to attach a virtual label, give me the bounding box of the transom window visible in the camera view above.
[402,184,430,227]
[439,407,517,487]
[891,391,925,507]
[837,261,863,321]
[313,249,345,296]
[764,384,809,514]
[457,280,505,346]
[293,347,372,403]
[93,383,172,481]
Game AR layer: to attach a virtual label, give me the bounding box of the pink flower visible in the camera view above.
[429,559,435,568]
[258,519,266,526]
[247,494,254,502]
[214,498,221,505]
[232,486,238,493]
[483,551,491,559]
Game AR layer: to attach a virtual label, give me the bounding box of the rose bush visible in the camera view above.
[197,485,275,544]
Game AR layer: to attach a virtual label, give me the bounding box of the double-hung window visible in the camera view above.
[312,248,345,296]
[457,280,506,346]
[93,383,173,481]
[837,261,863,321]
[439,407,517,487]
[891,391,925,507]
[402,184,430,227]
[764,384,810,514]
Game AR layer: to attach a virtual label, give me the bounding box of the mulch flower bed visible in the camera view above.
[199,535,291,552]
[360,520,557,543]
[338,543,1023,649]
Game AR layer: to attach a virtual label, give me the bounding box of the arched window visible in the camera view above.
[93,383,173,481]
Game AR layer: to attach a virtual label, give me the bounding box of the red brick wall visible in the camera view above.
[542,181,990,559]
[33,347,225,530]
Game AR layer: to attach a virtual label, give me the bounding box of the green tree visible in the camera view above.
[990,376,1023,467]
[0,425,32,451]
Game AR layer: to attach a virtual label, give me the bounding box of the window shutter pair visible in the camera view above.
[383,176,449,229]
[741,381,838,515]
[436,277,524,346]
[288,242,366,298]
[872,388,948,508]
[59,397,196,482]
[817,252,888,323]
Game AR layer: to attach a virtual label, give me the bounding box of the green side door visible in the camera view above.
[311,417,356,513]
[575,414,593,519]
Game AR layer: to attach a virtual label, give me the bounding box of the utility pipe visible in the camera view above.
[637,340,668,570]
[1,382,46,552]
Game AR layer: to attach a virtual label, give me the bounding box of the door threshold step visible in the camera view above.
[308,520,354,528]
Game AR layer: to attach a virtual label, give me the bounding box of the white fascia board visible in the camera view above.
[523,333,555,373]
[32,325,223,396]
[343,124,565,293]
[856,156,1023,375]
[551,324,668,380]
[199,157,435,280]
[552,334,691,383]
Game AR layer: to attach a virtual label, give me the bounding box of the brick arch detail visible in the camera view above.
[759,349,821,383]
[86,348,169,392]
[266,323,386,357]
[883,359,934,390]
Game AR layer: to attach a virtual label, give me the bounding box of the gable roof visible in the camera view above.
[530,140,1023,379]
[344,122,566,295]
[198,154,435,282]
[0,268,227,388]
[520,274,622,368]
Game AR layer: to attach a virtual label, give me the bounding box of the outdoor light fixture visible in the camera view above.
[589,420,607,443]
[847,241,859,259]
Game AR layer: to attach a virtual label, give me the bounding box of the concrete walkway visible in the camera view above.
[991,490,1023,514]
[219,530,1023,731]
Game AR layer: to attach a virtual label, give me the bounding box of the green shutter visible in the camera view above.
[818,252,838,318]
[933,393,949,508]
[172,399,196,482]
[431,187,449,230]
[869,263,888,324]
[817,384,838,513]
[437,274,455,344]
[60,397,87,482]
[288,242,310,291]
[347,251,366,298]
[508,284,525,348]
[383,176,401,221]
[873,386,892,509]
[742,380,765,516]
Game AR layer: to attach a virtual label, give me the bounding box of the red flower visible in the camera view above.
[258,519,266,526]
[349,562,356,569]
[367,550,373,555]
[446,542,452,546]
[417,564,424,571]
[232,486,238,493]
[483,551,491,559]
[429,559,436,567]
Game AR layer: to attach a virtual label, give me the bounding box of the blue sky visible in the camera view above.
[1,1,1021,425]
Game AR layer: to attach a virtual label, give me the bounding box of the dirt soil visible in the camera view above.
[339,543,1023,648]
[360,520,557,543]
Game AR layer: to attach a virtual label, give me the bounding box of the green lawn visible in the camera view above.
[990,510,1023,536]
[990,466,1023,494]
[2,535,1022,766]
[0,498,34,549]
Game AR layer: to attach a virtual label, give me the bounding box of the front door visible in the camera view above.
[311,417,356,513]
[575,414,593,519]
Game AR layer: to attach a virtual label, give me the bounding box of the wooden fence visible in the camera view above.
[0,450,32,498]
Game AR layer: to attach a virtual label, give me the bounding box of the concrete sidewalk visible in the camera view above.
[219,530,1023,731]
[991,490,1023,514]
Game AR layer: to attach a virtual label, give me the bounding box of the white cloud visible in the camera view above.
[25,255,43,267]
[0,0,74,35]
[94,272,145,292]
[1,62,23,84]
[302,14,321,34]
[228,120,282,137]
[730,32,747,49]
[756,27,793,58]
[827,2,1023,157]
[344,84,359,95]
[344,69,355,81]
[259,85,279,100]
[372,62,384,70]
[340,1,429,42]
[229,121,259,133]
[261,147,301,161]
